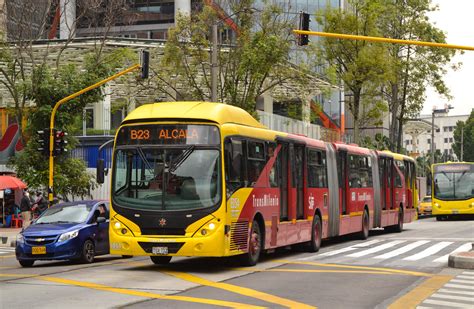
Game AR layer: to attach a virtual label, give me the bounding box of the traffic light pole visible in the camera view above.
[47,63,141,204]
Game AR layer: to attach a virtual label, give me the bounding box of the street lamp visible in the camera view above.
[431,104,453,166]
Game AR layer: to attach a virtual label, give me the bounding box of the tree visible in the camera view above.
[452,109,474,162]
[379,0,456,152]
[1,0,133,199]
[150,0,313,114]
[316,0,393,144]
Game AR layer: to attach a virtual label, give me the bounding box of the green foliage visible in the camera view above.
[359,133,392,150]
[379,0,456,151]
[155,1,302,114]
[452,110,474,162]
[6,48,132,199]
[316,0,393,144]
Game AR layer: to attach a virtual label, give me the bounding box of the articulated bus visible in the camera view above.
[432,162,474,220]
[103,102,417,266]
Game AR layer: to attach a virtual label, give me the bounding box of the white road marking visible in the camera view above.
[374,240,429,259]
[403,242,453,261]
[438,288,474,296]
[445,284,474,290]
[433,243,473,263]
[347,240,405,258]
[451,279,474,285]
[457,275,474,280]
[423,299,473,308]
[431,293,474,302]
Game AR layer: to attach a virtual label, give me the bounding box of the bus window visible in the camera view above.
[349,155,361,188]
[308,149,328,188]
[224,139,244,196]
[268,143,279,187]
[247,140,266,186]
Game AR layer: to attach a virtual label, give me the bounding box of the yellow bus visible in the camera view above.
[101,102,416,266]
[432,162,474,220]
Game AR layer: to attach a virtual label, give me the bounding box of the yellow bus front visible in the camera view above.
[109,122,234,258]
[432,163,474,217]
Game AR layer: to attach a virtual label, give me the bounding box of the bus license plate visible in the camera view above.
[32,246,46,255]
[452,209,459,214]
[152,247,168,255]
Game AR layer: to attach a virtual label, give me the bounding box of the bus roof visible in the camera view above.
[123,101,266,129]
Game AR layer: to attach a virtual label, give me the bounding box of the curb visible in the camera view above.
[448,244,474,270]
[0,236,16,248]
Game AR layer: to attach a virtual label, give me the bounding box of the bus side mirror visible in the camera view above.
[97,159,105,184]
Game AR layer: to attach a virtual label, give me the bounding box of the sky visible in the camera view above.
[423,0,474,116]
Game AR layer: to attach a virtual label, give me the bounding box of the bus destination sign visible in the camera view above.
[434,164,473,173]
[117,124,220,146]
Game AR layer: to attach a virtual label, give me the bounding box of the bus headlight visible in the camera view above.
[434,203,440,208]
[209,223,216,230]
[114,222,122,229]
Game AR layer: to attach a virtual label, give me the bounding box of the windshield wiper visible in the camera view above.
[169,145,195,173]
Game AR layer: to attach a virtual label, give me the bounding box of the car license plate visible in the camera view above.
[32,246,46,255]
[152,247,168,255]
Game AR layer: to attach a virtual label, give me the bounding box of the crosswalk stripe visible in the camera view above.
[451,279,474,285]
[374,240,429,259]
[316,240,382,257]
[457,275,474,280]
[347,240,405,258]
[438,288,474,296]
[445,284,474,290]
[431,292,474,302]
[403,241,453,261]
[423,299,474,308]
[415,306,433,309]
[433,243,472,263]
[462,271,474,275]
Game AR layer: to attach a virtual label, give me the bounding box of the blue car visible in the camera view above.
[16,200,110,267]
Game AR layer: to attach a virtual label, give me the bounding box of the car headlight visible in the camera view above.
[58,230,79,242]
[16,234,24,244]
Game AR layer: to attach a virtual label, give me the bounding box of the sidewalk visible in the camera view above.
[0,227,22,247]
[449,245,474,269]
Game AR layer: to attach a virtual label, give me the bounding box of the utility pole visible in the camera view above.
[461,126,464,161]
[211,23,218,102]
[431,110,435,166]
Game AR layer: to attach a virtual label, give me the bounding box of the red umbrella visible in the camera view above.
[0,175,27,190]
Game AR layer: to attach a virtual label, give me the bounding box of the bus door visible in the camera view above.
[337,150,348,215]
[379,157,387,211]
[388,158,394,209]
[278,142,289,222]
[404,160,413,209]
[294,144,305,220]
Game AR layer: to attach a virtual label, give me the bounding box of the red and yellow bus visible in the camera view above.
[103,102,416,266]
[432,162,474,220]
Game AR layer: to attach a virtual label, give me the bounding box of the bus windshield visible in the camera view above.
[433,165,474,200]
[113,147,221,211]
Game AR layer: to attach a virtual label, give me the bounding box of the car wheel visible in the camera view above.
[150,256,172,265]
[18,260,34,267]
[80,240,95,264]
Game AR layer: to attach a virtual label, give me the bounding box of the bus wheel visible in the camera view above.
[240,220,262,266]
[359,210,369,240]
[150,256,172,265]
[308,215,322,252]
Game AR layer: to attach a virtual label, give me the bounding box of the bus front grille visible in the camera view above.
[230,221,249,251]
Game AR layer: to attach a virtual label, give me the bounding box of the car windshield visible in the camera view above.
[422,197,432,203]
[434,170,474,200]
[35,204,93,224]
[113,147,221,211]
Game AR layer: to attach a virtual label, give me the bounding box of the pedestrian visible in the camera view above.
[34,192,48,215]
[20,190,32,227]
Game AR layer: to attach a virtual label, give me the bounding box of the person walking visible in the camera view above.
[20,191,32,228]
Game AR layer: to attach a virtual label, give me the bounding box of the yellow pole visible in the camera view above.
[293,30,474,51]
[48,64,141,203]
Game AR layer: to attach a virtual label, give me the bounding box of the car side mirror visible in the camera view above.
[96,216,106,224]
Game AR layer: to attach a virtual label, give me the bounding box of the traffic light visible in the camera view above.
[140,49,150,79]
[53,130,68,156]
[36,128,50,156]
[298,12,310,46]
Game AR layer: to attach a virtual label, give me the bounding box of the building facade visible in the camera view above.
[403,111,471,161]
